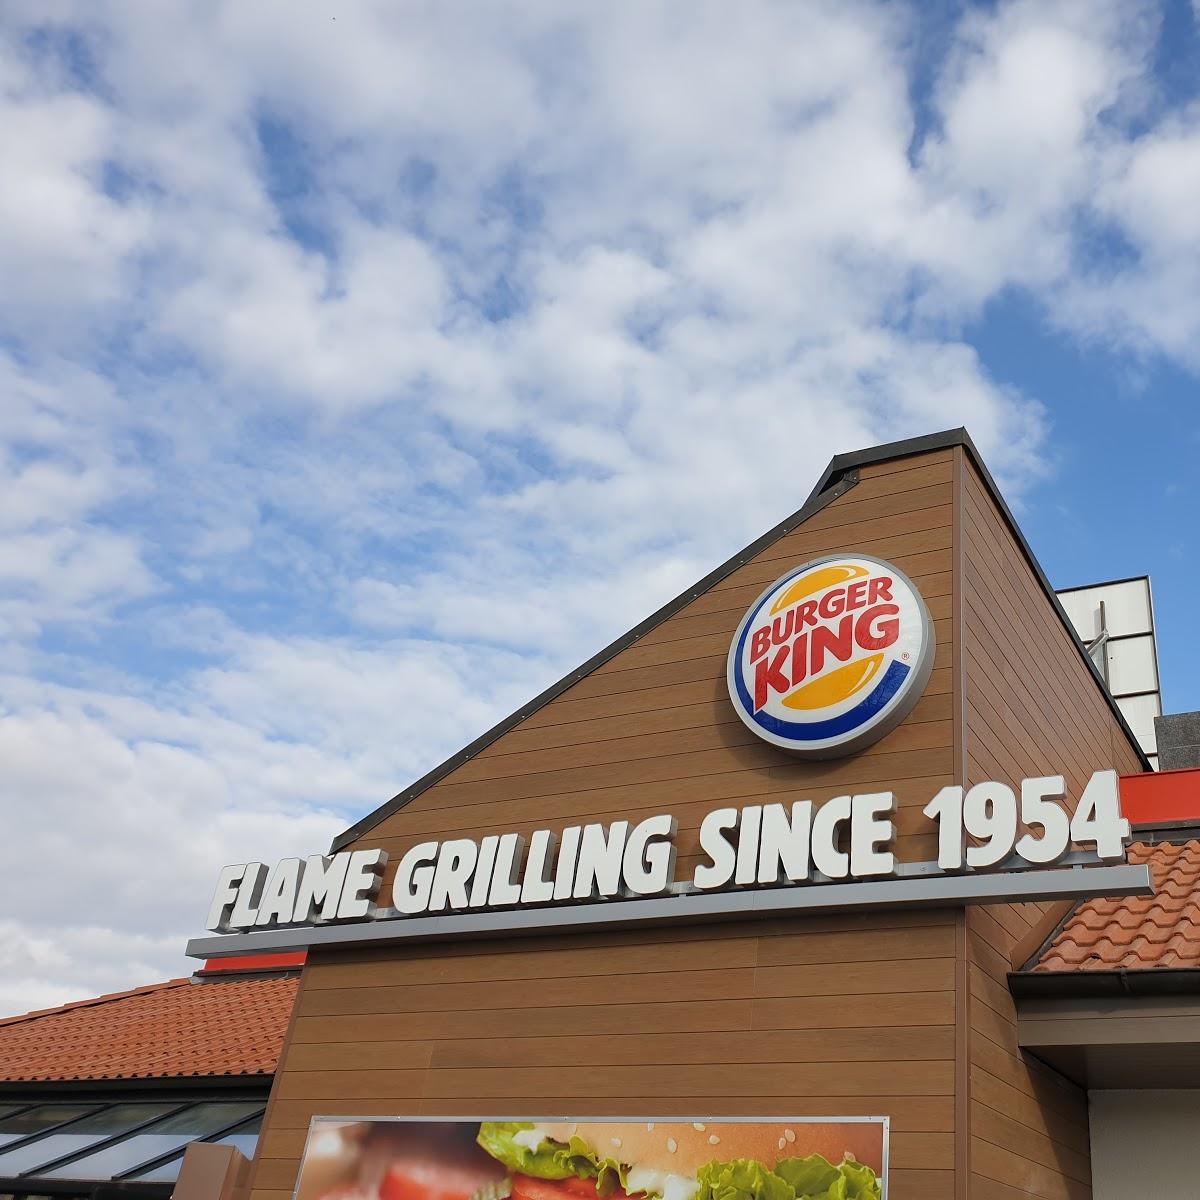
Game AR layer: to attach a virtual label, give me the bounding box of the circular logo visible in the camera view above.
[727,553,935,758]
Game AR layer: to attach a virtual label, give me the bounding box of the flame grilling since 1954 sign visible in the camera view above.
[190,548,1152,959]
[726,554,935,757]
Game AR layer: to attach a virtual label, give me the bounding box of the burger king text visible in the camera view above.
[727,554,934,758]
[207,770,1129,933]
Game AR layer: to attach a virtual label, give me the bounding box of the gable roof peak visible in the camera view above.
[331,425,1147,852]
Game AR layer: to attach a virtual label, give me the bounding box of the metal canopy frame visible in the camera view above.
[0,1096,267,1197]
[111,1110,264,1182]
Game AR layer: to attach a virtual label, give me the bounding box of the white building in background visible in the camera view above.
[1057,575,1163,769]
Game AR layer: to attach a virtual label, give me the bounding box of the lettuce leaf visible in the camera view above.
[476,1123,577,1181]
[552,1135,631,1193]
[776,1156,880,1200]
[695,1159,795,1200]
[773,1157,839,1197]
[696,1154,880,1200]
[832,1161,879,1200]
[475,1124,629,1194]
[475,1127,879,1200]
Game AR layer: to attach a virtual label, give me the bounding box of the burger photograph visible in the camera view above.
[294,1118,885,1200]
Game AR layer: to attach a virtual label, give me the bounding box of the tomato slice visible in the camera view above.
[511,1176,611,1200]
[559,1180,605,1198]
[381,1162,497,1200]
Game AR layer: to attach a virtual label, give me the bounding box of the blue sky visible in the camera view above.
[1,0,1199,1013]
[972,293,1200,714]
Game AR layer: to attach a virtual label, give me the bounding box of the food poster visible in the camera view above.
[294,1117,887,1200]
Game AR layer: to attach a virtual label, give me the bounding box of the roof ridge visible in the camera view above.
[0,977,192,1029]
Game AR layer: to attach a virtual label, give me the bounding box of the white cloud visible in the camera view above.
[913,0,1155,306]
[0,0,1198,1013]
[0,922,185,1018]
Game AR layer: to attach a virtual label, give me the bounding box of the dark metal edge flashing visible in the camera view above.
[330,469,861,851]
[1009,967,1200,999]
[0,1181,171,1199]
[1130,821,1200,841]
[1057,573,1151,594]
[0,1078,273,1100]
[812,426,1150,772]
[189,967,303,982]
[333,423,1149,854]
[802,427,971,506]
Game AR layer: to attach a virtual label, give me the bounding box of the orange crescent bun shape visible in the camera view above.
[531,1122,883,1177]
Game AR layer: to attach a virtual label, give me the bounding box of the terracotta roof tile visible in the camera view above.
[0,974,298,1081]
[1035,839,1200,972]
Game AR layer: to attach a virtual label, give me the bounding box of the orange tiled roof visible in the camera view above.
[0,974,298,1081]
[1035,840,1200,972]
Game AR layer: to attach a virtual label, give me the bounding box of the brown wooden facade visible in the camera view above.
[246,434,1144,1200]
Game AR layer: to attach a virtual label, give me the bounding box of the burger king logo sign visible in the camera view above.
[727,554,934,757]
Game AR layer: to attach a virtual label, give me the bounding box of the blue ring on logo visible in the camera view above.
[731,570,912,742]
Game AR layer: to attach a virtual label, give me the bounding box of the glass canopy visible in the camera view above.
[0,1100,266,1194]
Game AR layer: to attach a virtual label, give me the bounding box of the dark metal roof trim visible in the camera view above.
[11,1103,194,1180]
[801,427,971,506]
[1128,822,1200,842]
[112,1110,262,1183]
[333,424,1149,853]
[1010,968,1200,999]
[0,1103,117,1148]
[330,469,861,851]
[0,1180,170,1199]
[1057,573,1151,594]
[0,1079,272,1100]
[810,427,1151,772]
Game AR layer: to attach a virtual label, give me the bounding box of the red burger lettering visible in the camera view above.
[754,605,897,711]
[729,555,934,757]
[817,588,847,619]
[856,603,900,650]
[753,645,791,711]
[809,614,855,675]
[750,625,772,661]
[791,631,809,684]
[749,591,891,711]
[747,578,897,667]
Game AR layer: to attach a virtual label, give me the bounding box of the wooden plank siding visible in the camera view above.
[957,455,1144,1200]
[352,451,959,907]
[246,441,1144,1200]
[252,911,959,1200]
[246,447,961,1200]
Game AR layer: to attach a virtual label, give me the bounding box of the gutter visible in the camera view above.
[1009,968,1200,1000]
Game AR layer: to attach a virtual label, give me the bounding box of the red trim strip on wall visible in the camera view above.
[201,951,307,974]
[1121,767,1200,826]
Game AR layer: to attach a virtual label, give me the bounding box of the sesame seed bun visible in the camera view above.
[529,1121,882,1176]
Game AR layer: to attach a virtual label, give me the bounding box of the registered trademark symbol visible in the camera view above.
[902,652,910,660]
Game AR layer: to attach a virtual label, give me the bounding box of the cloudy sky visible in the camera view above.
[2,0,1199,1015]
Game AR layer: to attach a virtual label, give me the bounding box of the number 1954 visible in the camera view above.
[922,770,1130,871]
